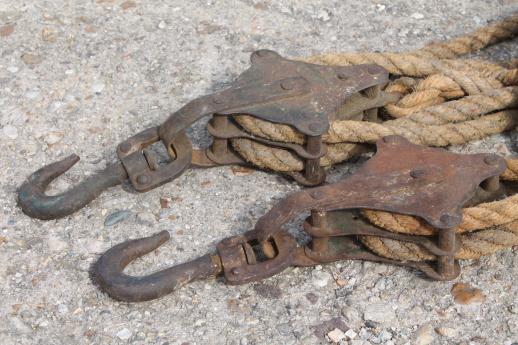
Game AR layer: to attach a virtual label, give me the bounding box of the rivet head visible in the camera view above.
[410,169,425,178]
[119,142,131,153]
[136,174,150,185]
[337,72,349,80]
[484,154,499,165]
[231,267,242,275]
[280,80,294,90]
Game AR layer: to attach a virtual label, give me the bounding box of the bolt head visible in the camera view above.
[337,72,349,80]
[136,174,150,185]
[119,142,131,153]
[280,80,294,90]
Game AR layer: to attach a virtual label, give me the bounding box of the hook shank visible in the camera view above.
[17,154,128,220]
[95,231,222,302]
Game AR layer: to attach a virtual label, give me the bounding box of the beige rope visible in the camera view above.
[229,14,518,261]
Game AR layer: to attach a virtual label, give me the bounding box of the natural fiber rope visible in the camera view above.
[229,14,518,261]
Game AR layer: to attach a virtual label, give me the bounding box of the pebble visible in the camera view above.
[116,328,132,340]
[7,66,19,73]
[509,304,518,314]
[57,304,69,314]
[104,210,132,226]
[42,27,57,42]
[312,270,331,288]
[345,329,358,339]
[44,131,64,145]
[451,282,486,305]
[435,326,457,338]
[317,10,331,22]
[158,20,166,29]
[341,306,363,329]
[411,12,425,20]
[21,53,43,65]
[91,81,105,94]
[3,125,18,139]
[415,324,435,345]
[47,236,68,252]
[25,90,41,99]
[10,316,32,334]
[363,303,395,324]
[327,328,346,342]
[136,211,156,226]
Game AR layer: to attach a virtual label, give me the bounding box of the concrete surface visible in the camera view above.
[1,1,518,344]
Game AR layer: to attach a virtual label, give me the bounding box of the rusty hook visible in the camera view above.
[94,231,222,302]
[17,154,128,220]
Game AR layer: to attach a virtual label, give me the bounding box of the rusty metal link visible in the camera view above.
[94,136,507,302]
[17,49,391,220]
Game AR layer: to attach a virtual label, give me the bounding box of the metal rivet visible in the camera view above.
[337,72,348,80]
[410,169,425,178]
[280,80,294,90]
[231,267,242,275]
[119,142,131,153]
[136,174,150,185]
[484,154,499,165]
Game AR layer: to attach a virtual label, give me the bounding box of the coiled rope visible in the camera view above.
[231,14,518,261]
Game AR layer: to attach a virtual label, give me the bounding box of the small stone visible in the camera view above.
[10,317,31,334]
[317,9,331,22]
[230,166,254,176]
[0,24,14,37]
[336,278,347,287]
[345,329,357,339]
[411,12,425,20]
[363,303,395,324]
[160,197,170,208]
[306,292,318,304]
[48,236,68,252]
[312,270,331,288]
[341,306,363,329]
[57,304,69,314]
[3,125,18,139]
[42,27,57,42]
[415,324,434,345]
[376,4,386,11]
[104,210,132,226]
[327,328,346,342]
[120,0,136,10]
[25,90,41,99]
[7,66,19,73]
[44,131,64,145]
[435,326,457,338]
[91,81,105,94]
[116,328,132,340]
[21,53,43,65]
[509,304,518,314]
[451,282,486,305]
[136,211,156,226]
[158,20,166,29]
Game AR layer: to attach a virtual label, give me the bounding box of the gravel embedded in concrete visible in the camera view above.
[1,1,518,344]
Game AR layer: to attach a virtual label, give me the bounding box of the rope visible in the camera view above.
[229,14,518,261]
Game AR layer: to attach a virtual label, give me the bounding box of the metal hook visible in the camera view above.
[94,231,222,302]
[17,154,128,220]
